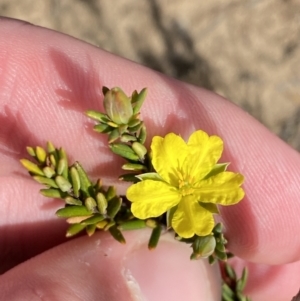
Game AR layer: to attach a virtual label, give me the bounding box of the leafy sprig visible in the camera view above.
[20,86,250,300]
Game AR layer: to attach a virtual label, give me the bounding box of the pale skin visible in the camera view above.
[0,18,300,301]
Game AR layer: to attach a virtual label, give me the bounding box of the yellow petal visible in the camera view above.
[185,130,223,181]
[127,180,181,219]
[195,172,245,205]
[151,133,188,186]
[172,195,215,238]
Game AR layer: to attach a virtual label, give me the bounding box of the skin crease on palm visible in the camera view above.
[0,17,300,300]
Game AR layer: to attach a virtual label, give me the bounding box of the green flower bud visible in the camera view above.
[104,87,133,125]
[191,235,216,259]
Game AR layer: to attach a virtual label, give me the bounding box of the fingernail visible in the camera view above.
[123,233,221,301]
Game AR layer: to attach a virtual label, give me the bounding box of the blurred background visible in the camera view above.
[1,0,300,149]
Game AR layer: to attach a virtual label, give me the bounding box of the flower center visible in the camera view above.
[177,171,195,196]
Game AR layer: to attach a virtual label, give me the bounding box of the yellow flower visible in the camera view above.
[126,130,245,238]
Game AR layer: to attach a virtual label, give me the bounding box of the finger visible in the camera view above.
[231,257,300,301]
[1,18,300,266]
[0,230,221,301]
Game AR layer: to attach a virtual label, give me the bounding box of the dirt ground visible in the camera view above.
[1,0,300,149]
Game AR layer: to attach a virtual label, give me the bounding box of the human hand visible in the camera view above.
[1,18,300,301]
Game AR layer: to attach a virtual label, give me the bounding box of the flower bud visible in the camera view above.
[191,235,216,259]
[104,87,133,125]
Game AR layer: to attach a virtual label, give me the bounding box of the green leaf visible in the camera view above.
[66,223,86,237]
[132,88,147,115]
[33,176,58,188]
[55,175,72,192]
[81,214,105,225]
[109,225,126,244]
[109,144,140,161]
[96,193,108,215]
[74,162,92,197]
[204,163,229,179]
[136,172,163,181]
[122,163,146,171]
[40,188,66,198]
[108,128,120,143]
[85,197,98,213]
[20,159,44,176]
[43,166,56,178]
[26,146,36,157]
[86,110,110,123]
[107,197,122,219]
[58,148,68,179]
[35,146,47,163]
[86,224,97,236]
[93,123,112,133]
[148,225,161,250]
[70,166,81,198]
[131,142,147,160]
[64,196,82,206]
[119,173,140,182]
[56,206,92,218]
[138,124,147,144]
[118,220,147,231]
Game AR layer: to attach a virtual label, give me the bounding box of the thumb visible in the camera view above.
[1,229,221,301]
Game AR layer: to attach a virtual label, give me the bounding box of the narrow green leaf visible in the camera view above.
[26,146,36,157]
[86,110,109,123]
[50,154,57,168]
[131,142,147,160]
[96,193,108,214]
[35,146,47,163]
[106,186,116,201]
[109,225,126,244]
[93,123,111,133]
[204,163,229,179]
[47,141,56,153]
[120,134,137,143]
[148,225,161,250]
[20,159,44,176]
[57,158,66,176]
[122,163,146,171]
[127,118,141,128]
[33,176,58,188]
[225,263,237,280]
[107,197,122,219]
[132,88,147,114]
[65,196,82,206]
[74,162,92,197]
[85,197,98,213]
[56,206,91,218]
[55,175,72,192]
[86,224,97,236]
[138,124,147,144]
[40,188,66,198]
[119,173,140,182]
[43,166,56,178]
[58,148,68,179]
[66,223,86,237]
[108,128,120,143]
[136,172,163,181]
[109,144,139,161]
[70,166,81,198]
[118,220,147,231]
[81,214,105,225]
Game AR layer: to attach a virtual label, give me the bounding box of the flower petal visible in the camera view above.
[151,133,188,186]
[172,195,215,238]
[185,130,224,180]
[127,180,181,219]
[195,172,245,205]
